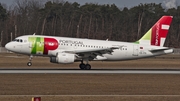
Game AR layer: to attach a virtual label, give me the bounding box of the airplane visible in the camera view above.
[5,16,173,70]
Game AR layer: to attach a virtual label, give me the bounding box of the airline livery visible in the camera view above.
[5,16,173,70]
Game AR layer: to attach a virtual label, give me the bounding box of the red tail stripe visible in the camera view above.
[151,16,172,46]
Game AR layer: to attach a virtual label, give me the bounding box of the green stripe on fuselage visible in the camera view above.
[28,37,44,54]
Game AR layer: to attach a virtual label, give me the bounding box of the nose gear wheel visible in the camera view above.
[27,55,33,66]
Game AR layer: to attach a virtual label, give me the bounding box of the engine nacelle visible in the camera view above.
[50,53,75,64]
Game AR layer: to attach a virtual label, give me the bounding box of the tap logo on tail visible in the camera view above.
[151,16,172,46]
[138,16,173,47]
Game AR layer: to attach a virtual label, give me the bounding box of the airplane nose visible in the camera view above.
[5,43,11,51]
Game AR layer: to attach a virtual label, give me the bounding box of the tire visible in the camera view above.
[79,63,85,70]
[85,64,91,70]
[27,62,32,66]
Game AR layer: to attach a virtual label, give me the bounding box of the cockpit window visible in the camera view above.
[13,39,23,43]
[13,39,17,41]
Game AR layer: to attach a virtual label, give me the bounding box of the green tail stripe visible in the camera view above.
[139,29,152,41]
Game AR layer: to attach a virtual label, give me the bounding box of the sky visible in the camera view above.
[0,0,179,9]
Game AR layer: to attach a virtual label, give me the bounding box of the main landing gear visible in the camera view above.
[27,55,33,66]
[79,60,91,70]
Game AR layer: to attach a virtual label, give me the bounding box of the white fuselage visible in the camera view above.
[5,35,173,61]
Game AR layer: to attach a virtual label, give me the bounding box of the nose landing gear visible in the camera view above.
[27,55,33,66]
[27,62,32,66]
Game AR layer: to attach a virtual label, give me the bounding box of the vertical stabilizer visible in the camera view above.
[138,16,173,46]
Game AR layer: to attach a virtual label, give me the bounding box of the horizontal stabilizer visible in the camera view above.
[149,47,172,52]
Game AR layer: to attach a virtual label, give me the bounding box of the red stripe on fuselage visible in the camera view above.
[44,38,58,55]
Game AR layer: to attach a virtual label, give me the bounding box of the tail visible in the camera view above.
[137,16,173,47]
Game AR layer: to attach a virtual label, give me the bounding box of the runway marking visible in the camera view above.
[0,69,180,74]
[0,95,179,97]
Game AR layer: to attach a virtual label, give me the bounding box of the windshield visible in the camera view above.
[13,39,23,42]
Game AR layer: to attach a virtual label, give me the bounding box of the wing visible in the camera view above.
[64,47,119,61]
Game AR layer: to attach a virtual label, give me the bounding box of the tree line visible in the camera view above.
[0,0,180,47]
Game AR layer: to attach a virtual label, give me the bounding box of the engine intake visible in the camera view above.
[50,53,75,64]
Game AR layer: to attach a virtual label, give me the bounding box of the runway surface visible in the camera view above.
[0,69,180,74]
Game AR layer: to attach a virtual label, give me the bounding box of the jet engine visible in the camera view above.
[50,53,75,64]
